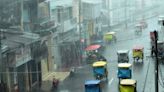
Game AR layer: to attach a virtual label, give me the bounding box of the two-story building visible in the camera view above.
[1,30,43,92]
[81,0,103,44]
[50,0,82,69]
[0,0,53,91]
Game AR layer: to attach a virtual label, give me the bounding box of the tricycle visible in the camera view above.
[117,50,129,63]
[52,76,59,88]
[85,44,102,64]
[157,41,164,60]
[119,79,137,92]
[103,31,117,43]
[117,63,132,79]
[85,80,101,92]
[92,61,108,81]
[158,15,164,25]
[132,45,144,62]
[135,23,142,35]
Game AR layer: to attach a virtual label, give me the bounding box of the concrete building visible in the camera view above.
[0,0,54,91]
[50,0,82,69]
[1,30,42,92]
[0,44,9,92]
[81,0,103,44]
[35,0,57,80]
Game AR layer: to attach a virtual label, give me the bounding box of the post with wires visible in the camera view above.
[0,29,2,84]
[154,30,158,92]
[79,0,82,65]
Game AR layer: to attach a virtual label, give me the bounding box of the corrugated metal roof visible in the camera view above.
[7,34,40,45]
[2,45,8,53]
[2,40,20,49]
[2,31,40,49]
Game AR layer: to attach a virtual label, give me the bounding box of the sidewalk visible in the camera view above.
[31,71,70,92]
[42,71,70,91]
[42,72,70,82]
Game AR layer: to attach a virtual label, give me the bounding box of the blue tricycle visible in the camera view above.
[117,63,132,79]
[85,80,101,92]
[92,61,108,81]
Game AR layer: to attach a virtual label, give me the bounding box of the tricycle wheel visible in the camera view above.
[118,80,121,92]
[118,85,120,92]
[135,87,137,92]
[133,58,135,62]
[127,57,129,63]
[114,37,117,43]
[106,78,108,83]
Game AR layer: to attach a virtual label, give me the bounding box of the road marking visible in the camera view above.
[108,78,114,85]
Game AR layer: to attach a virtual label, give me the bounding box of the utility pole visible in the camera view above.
[125,0,128,30]
[154,30,158,92]
[78,0,81,41]
[79,0,81,37]
[21,0,24,31]
[141,0,145,22]
[107,0,110,30]
[0,2,4,82]
[0,29,2,83]
[79,0,82,64]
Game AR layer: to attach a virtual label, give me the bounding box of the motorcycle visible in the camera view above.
[52,77,59,88]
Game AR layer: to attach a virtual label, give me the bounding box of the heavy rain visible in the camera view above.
[0,0,164,92]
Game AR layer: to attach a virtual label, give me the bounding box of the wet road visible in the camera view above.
[32,2,164,92]
[52,16,164,92]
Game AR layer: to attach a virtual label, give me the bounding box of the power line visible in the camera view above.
[0,71,41,74]
[0,29,2,83]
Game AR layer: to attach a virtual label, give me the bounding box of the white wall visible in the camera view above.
[82,0,102,20]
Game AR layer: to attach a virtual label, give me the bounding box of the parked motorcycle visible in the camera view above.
[52,77,59,88]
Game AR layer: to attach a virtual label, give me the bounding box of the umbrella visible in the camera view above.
[85,44,101,51]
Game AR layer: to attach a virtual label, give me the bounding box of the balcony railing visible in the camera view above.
[34,19,58,33]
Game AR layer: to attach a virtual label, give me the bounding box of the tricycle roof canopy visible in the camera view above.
[120,79,136,85]
[157,40,164,44]
[105,31,116,35]
[118,63,132,68]
[117,50,129,54]
[93,61,107,67]
[133,45,144,50]
[85,80,101,85]
[85,44,101,51]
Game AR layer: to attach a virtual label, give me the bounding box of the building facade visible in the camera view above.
[50,0,82,69]
[0,0,53,92]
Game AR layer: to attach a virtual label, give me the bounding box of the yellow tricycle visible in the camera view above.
[119,79,137,92]
[103,31,117,43]
[132,45,144,62]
